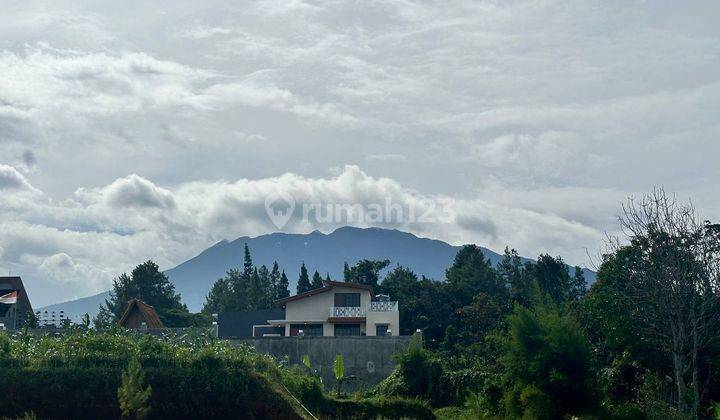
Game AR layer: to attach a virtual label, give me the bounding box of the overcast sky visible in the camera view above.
[1,0,719,306]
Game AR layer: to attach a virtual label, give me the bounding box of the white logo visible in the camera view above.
[265,191,296,229]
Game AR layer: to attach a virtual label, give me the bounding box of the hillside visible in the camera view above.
[40,226,596,319]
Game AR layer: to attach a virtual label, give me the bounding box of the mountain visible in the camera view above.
[39,226,596,320]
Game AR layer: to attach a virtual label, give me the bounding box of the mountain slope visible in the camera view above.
[40,226,596,319]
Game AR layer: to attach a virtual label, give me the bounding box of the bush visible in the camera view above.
[500,289,596,419]
[0,330,435,420]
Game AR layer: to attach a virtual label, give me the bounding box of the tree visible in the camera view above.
[257,265,272,309]
[297,263,312,294]
[269,262,281,301]
[311,270,324,289]
[501,284,594,419]
[277,270,290,299]
[118,357,151,419]
[344,259,391,287]
[614,189,720,416]
[202,277,233,315]
[569,266,587,302]
[498,247,527,308]
[99,260,191,327]
[446,245,504,307]
[526,254,572,305]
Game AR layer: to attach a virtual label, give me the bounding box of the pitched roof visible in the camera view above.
[0,276,33,314]
[118,298,164,328]
[275,280,373,306]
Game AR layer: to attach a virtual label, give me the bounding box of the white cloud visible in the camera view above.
[0,166,611,306]
[0,0,718,306]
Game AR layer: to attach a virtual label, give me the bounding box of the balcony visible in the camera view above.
[330,306,366,318]
[369,301,398,312]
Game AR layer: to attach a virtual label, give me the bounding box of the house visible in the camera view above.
[118,298,164,329]
[253,280,399,337]
[0,277,33,330]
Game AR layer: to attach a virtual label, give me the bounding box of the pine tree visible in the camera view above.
[269,262,281,300]
[297,262,312,294]
[242,243,254,279]
[311,270,324,289]
[278,270,290,299]
[325,272,332,282]
[257,265,271,308]
[343,262,351,281]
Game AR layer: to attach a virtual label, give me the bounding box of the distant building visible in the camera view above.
[254,280,399,337]
[118,298,164,329]
[0,277,33,330]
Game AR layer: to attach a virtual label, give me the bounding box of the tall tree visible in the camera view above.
[269,262,281,301]
[445,245,504,305]
[99,260,191,327]
[278,270,291,299]
[615,189,720,416]
[344,259,391,287]
[498,247,527,308]
[202,277,233,315]
[257,265,272,308]
[311,270,324,289]
[297,263,312,294]
[526,254,572,304]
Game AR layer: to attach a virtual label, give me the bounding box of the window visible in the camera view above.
[289,323,323,337]
[334,324,361,336]
[376,324,389,336]
[334,293,361,307]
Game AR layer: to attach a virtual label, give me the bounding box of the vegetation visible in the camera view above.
[368,190,720,419]
[27,187,720,418]
[95,260,197,328]
[0,329,430,419]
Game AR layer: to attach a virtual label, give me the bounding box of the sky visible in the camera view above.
[1,0,719,307]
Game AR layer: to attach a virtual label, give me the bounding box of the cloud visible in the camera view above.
[0,166,610,306]
[0,165,37,192]
[366,154,406,163]
[76,174,176,209]
[0,1,718,306]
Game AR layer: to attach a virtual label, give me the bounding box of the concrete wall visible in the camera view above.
[231,336,412,391]
[366,309,399,336]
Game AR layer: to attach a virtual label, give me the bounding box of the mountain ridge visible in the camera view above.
[40,226,596,320]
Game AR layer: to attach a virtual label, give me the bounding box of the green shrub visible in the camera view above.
[118,358,151,419]
[0,330,433,420]
[500,288,596,419]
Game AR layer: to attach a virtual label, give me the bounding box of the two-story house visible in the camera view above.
[253,280,399,337]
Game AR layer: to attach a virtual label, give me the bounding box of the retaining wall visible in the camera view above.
[230,336,413,391]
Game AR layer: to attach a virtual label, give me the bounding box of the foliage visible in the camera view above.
[311,270,324,289]
[500,286,595,419]
[344,259,391,287]
[203,244,289,313]
[96,260,191,328]
[297,262,312,294]
[118,358,151,419]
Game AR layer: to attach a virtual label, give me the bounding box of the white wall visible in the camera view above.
[284,286,372,336]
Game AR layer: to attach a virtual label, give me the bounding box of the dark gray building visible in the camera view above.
[218,308,285,338]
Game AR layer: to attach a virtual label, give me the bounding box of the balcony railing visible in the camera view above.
[330,306,366,318]
[369,301,398,312]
